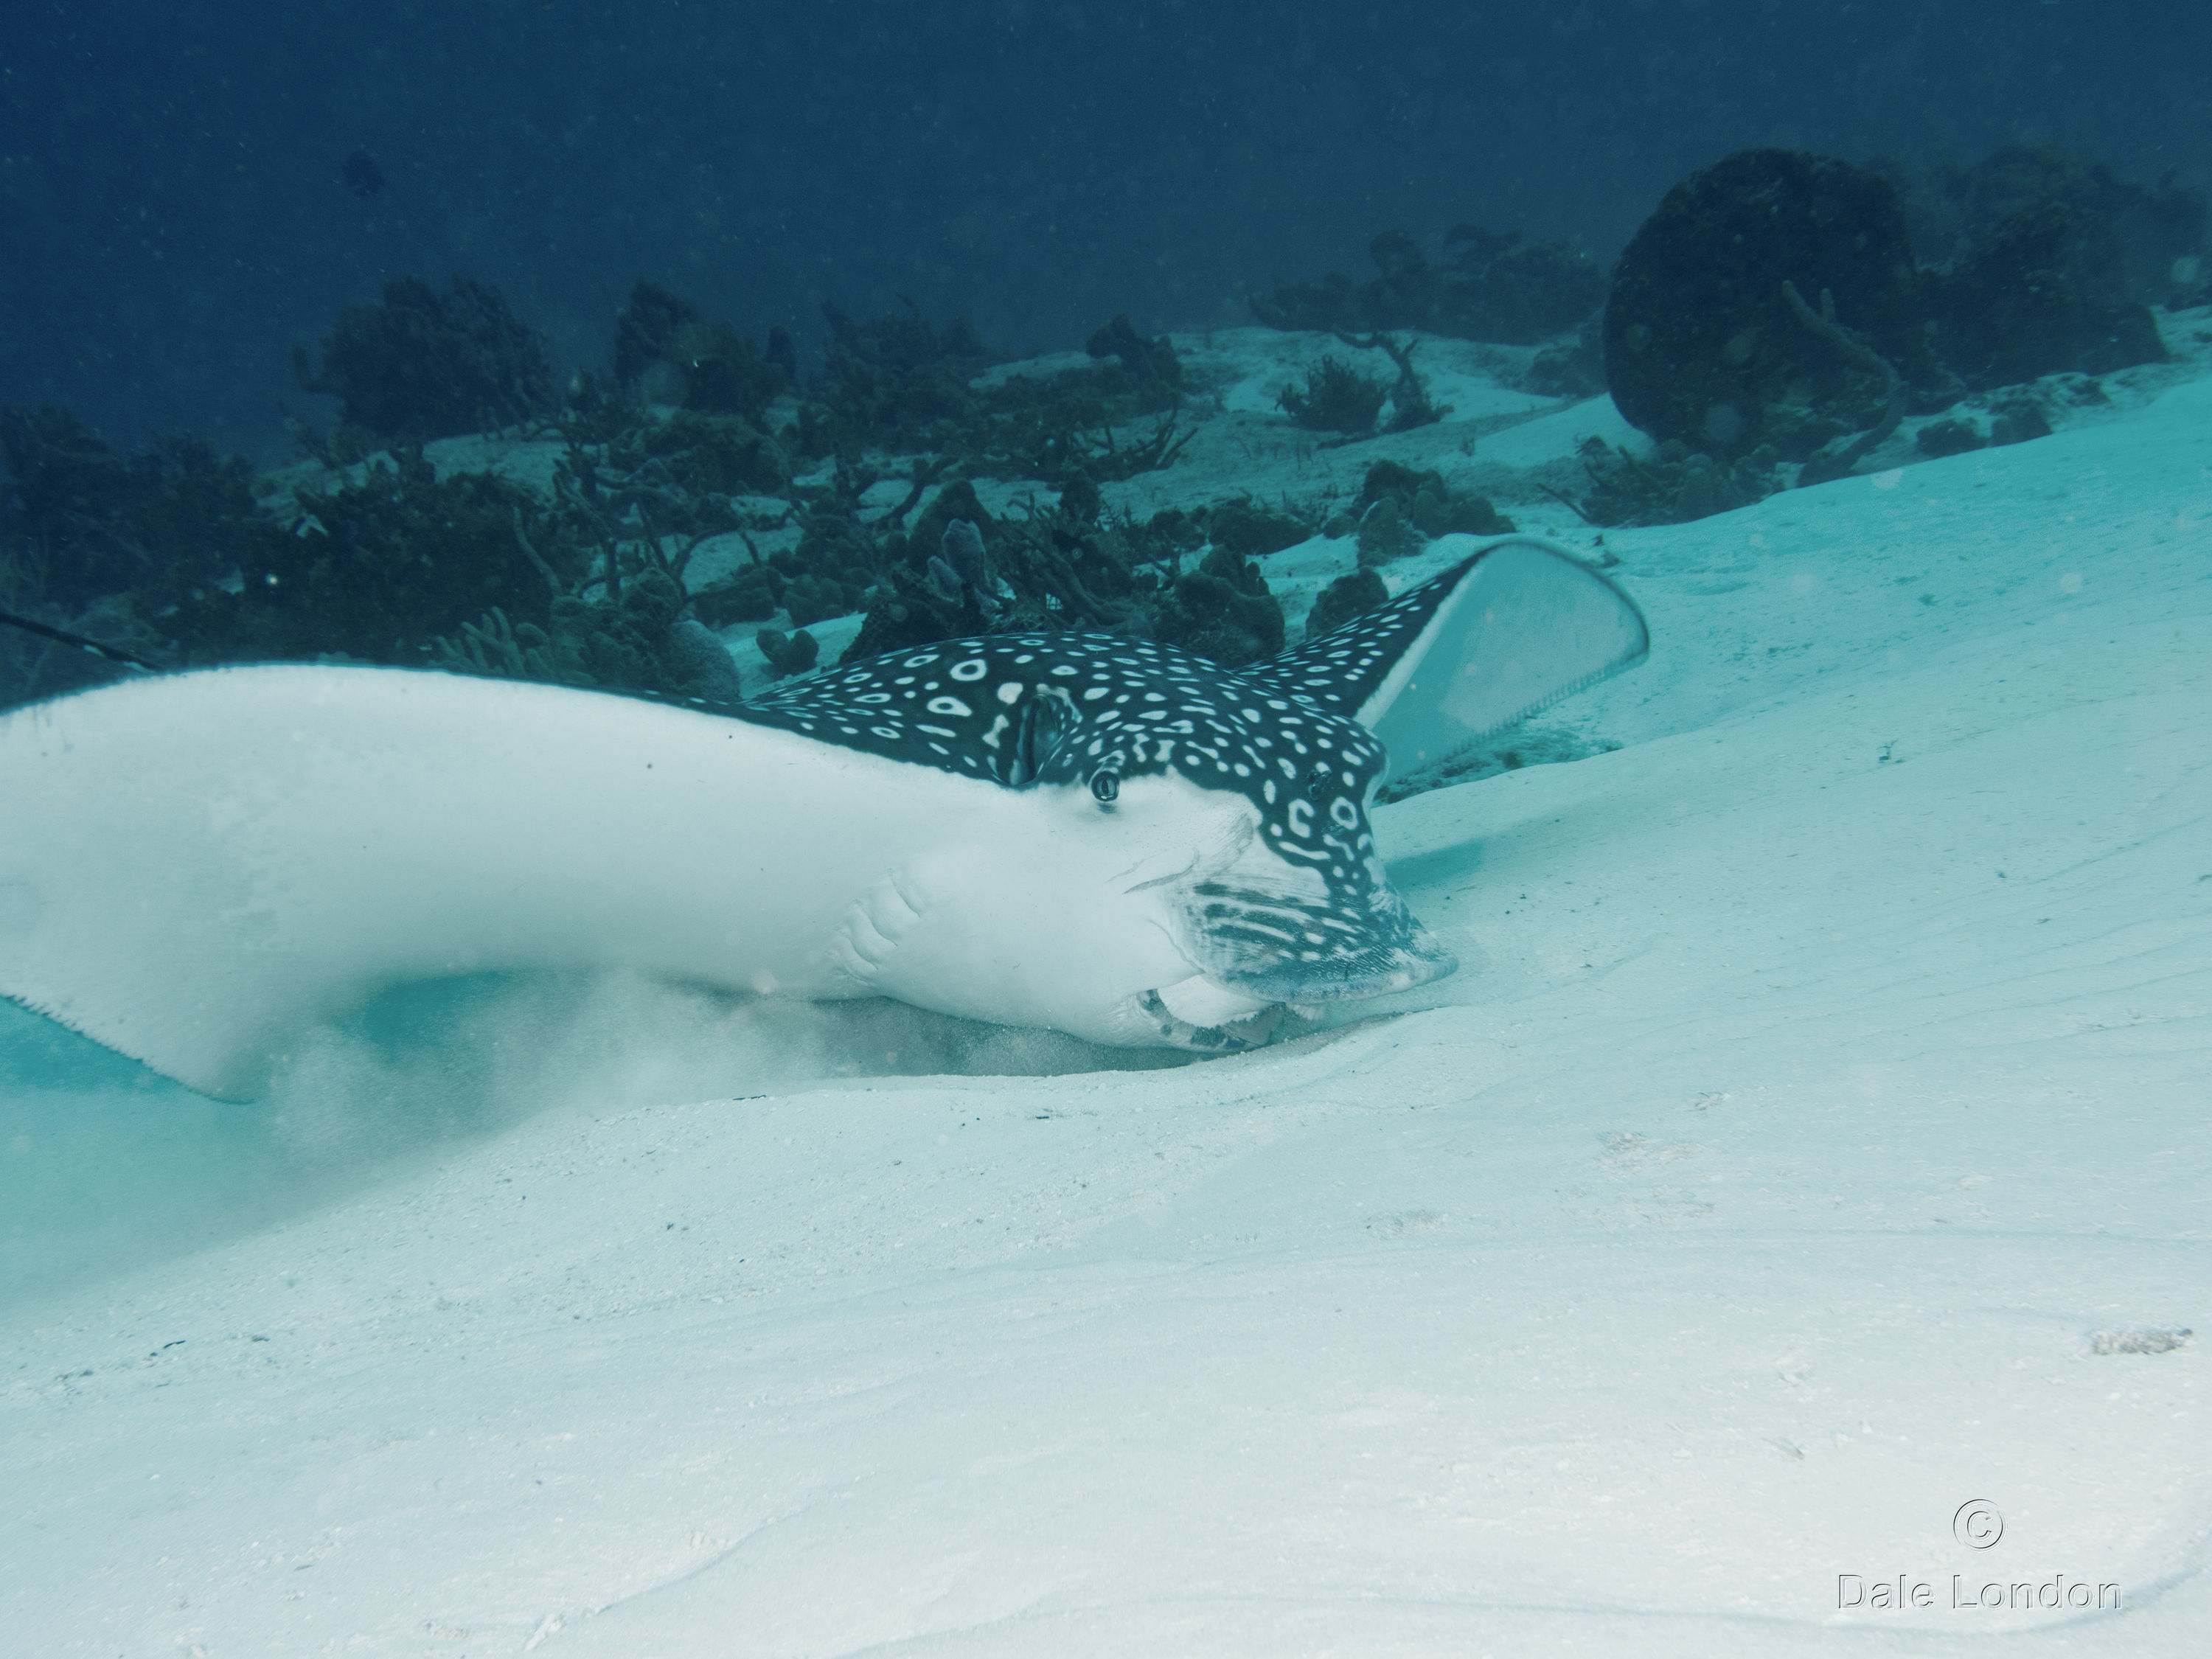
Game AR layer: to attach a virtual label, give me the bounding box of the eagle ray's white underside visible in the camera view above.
[0,667,1251,1097]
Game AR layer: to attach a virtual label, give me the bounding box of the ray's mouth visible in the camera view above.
[1206,929,1459,1006]
[1125,981,1300,1054]
[1121,852,1462,1051]
[1167,872,1459,1012]
[1118,933,1458,1054]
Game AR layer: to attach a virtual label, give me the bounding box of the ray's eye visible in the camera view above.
[1304,762,1330,800]
[1090,768,1121,803]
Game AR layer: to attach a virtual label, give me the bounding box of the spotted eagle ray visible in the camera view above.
[0,535,1645,1098]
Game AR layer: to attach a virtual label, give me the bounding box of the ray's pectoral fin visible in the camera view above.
[1368,537,1648,779]
[1244,535,1647,784]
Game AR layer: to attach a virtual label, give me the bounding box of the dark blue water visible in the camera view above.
[4,0,2206,457]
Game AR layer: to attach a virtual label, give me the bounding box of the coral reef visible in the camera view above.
[1430,225,1609,344]
[840,516,991,664]
[225,448,576,664]
[1304,567,1388,641]
[1355,499,1423,566]
[1603,145,2189,481]
[1907,394,2056,461]
[1205,498,1310,560]
[293,276,557,447]
[1058,470,1102,524]
[0,406,288,704]
[10,280,1214,712]
[433,568,737,702]
[754,626,819,679]
[1352,460,1512,540]
[1338,333,1450,433]
[1885,143,2208,309]
[1604,149,1950,462]
[1252,226,1604,346]
[0,406,262,615]
[1085,313,1183,397]
[784,301,1191,497]
[622,409,790,499]
[46,136,2179,720]
[227,406,748,698]
[1342,453,1519,565]
[965,369,1189,485]
[1925,201,2167,389]
[832,487,1290,674]
[613,281,788,422]
[1152,546,1285,670]
[1783,281,1908,487]
[838,563,977,665]
[984,509,1156,639]
[1525,311,1607,399]
[801,301,992,458]
[690,553,785,628]
[1986,396,2055,445]
[1553,436,1781,529]
[1913,418,1986,459]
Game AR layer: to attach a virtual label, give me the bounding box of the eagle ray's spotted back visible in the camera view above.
[736,552,1491,794]
[740,630,1388,818]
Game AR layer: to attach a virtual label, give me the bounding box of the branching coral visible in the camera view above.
[1278,357,1388,436]
[1782,282,1908,485]
[1335,332,1450,432]
[226,448,577,664]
